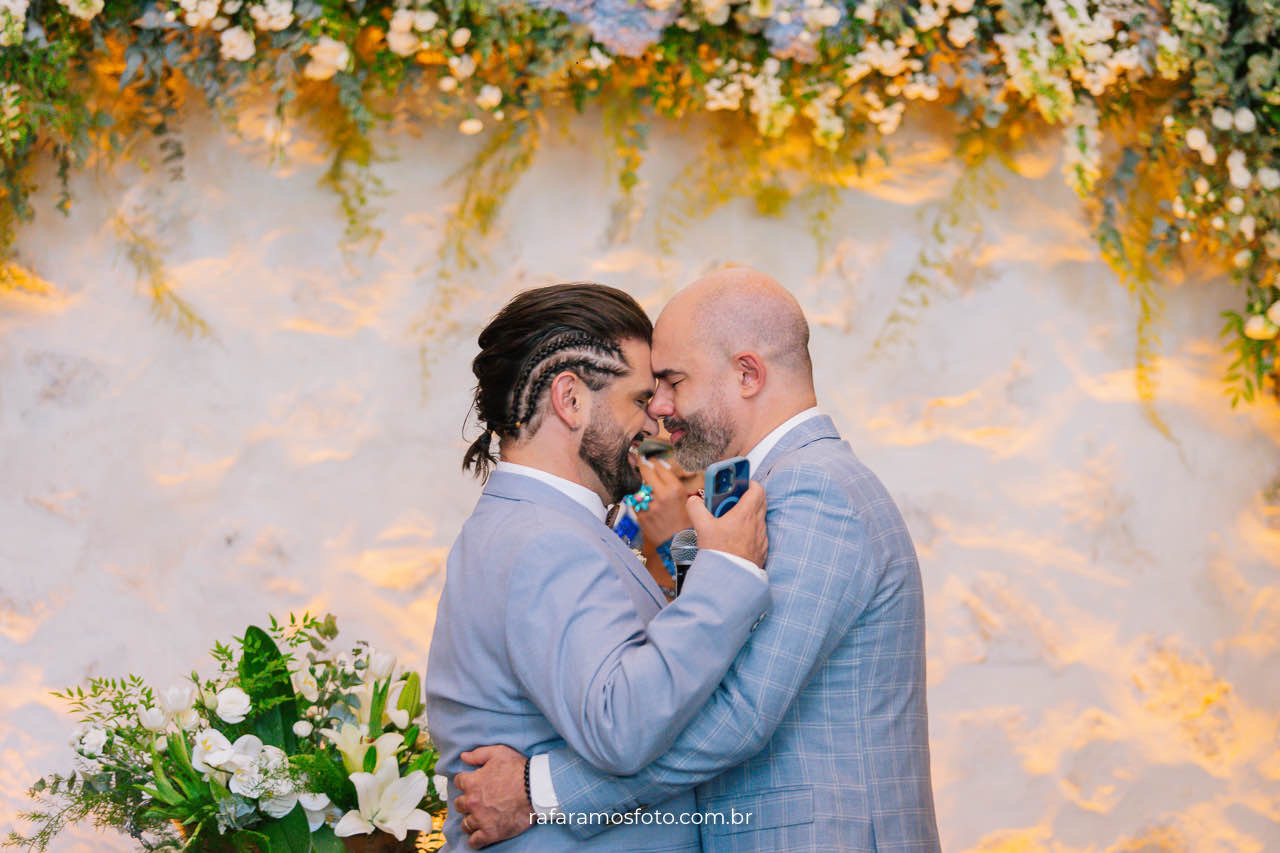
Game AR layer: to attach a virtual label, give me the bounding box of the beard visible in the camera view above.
[664,404,734,471]
[579,405,644,504]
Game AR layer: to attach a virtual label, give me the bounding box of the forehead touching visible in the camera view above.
[617,337,656,395]
[651,298,703,379]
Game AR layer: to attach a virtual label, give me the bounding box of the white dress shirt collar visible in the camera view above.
[493,461,608,523]
[745,407,823,474]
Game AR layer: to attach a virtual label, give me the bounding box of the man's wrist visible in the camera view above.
[528,753,561,817]
[704,548,766,581]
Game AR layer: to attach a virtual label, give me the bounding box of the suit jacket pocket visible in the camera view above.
[704,785,814,836]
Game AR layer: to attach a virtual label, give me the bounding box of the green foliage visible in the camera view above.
[0,0,1277,407]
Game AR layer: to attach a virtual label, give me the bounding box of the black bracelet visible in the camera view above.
[523,756,532,810]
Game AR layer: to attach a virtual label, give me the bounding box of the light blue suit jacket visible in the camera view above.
[425,470,771,851]
[546,416,940,852]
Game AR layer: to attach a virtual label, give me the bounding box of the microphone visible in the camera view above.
[670,529,697,594]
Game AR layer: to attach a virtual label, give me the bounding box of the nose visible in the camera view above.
[648,386,674,419]
[641,409,659,437]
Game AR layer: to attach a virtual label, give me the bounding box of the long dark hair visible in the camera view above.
[463,283,652,479]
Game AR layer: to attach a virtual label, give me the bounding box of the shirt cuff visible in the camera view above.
[704,549,767,583]
[528,753,561,816]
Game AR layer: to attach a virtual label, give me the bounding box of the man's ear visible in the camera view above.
[548,371,584,429]
[733,351,766,399]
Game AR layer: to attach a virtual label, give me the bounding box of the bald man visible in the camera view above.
[453,269,940,852]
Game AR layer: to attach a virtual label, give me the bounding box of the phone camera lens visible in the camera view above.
[716,470,732,490]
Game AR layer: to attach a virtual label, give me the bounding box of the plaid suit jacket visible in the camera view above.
[425,471,770,851]
[547,415,940,852]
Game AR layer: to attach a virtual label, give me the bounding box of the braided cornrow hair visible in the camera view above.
[462,283,653,479]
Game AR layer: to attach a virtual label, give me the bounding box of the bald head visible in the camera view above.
[663,267,813,379]
[649,267,817,464]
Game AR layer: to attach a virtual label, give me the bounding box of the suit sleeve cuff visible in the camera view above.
[703,549,766,583]
[529,753,561,817]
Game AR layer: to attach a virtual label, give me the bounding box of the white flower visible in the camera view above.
[293,669,319,702]
[459,118,484,135]
[248,0,292,31]
[476,85,502,110]
[1266,231,1280,260]
[1199,145,1216,165]
[1211,108,1234,131]
[948,16,978,48]
[184,0,218,27]
[219,27,256,61]
[1243,314,1279,341]
[703,0,731,25]
[807,3,840,28]
[1185,127,1207,151]
[56,0,103,20]
[914,2,943,30]
[1233,250,1252,268]
[447,54,475,79]
[1193,176,1210,195]
[1267,301,1280,327]
[1229,168,1251,190]
[438,75,459,93]
[1234,108,1256,134]
[304,36,350,81]
[1240,215,1256,241]
[216,686,252,724]
[0,0,29,48]
[368,651,396,681]
[1227,196,1244,214]
[1211,215,1224,230]
[1227,149,1246,171]
[139,707,168,732]
[386,29,420,57]
[293,719,314,737]
[191,729,234,774]
[449,27,470,49]
[158,681,197,722]
[333,759,434,841]
[412,10,438,30]
[299,792,333,830]
[79,727,108,756]
[704,78,744,111]
[951,0,974,11]
[322,722,404,774]
[389,8,413,32]
[1258,168,1280,191]
[581,45,613,71]
[261,792,298,817]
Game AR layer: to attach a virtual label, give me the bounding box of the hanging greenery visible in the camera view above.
[1,0,1277,402]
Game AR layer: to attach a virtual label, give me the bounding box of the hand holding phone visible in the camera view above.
[686,476,768,570]
[704,456,750,517]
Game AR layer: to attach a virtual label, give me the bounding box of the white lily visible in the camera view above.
[321,723,403,774]
[333,759,433,841]
[351,680,410,730]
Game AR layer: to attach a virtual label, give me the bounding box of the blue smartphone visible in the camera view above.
[704,456,750,518]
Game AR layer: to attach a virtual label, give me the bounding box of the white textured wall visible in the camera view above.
[3,107,1279,851]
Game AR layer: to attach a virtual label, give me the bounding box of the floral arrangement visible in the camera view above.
[5,613,446,852]
[0,0,1277,402]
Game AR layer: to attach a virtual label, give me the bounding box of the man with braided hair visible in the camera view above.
[426,282,772,852]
